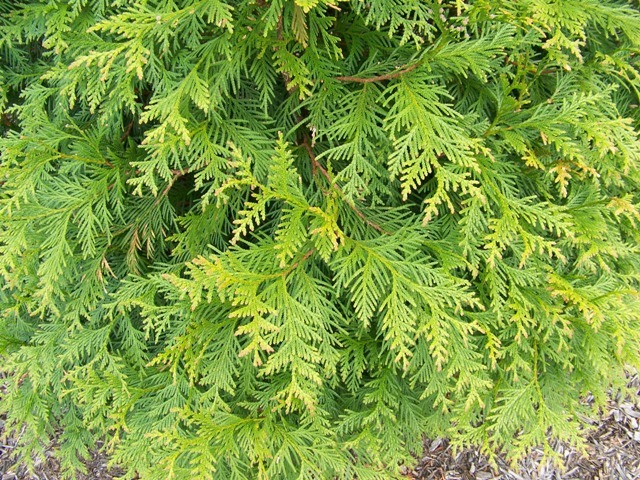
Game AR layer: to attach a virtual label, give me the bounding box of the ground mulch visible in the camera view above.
[410,371,640,480]
[1,372,639,479]
[0,376,123,480]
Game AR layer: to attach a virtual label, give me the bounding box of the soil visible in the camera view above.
[1,372,639,480]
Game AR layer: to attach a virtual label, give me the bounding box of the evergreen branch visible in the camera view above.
[301,137,389,235]
[3,1,640,477]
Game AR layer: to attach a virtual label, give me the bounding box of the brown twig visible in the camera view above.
[335,62,421,84]
[120,120,134,143]
[300,137,389,235]
[283,248,315,275]
[154,168,190,205]
[276,14,284,41]
[505,58,558,76]
[1,113,14,128]
[301,137,332,183]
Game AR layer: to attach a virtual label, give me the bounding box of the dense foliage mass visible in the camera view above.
[1,0,640,478]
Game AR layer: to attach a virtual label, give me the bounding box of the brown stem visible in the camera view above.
[505,58,558,76]
[336,62,421,84]
[120,120,134,142]
[301,137,389,235]
[276,14,284,41]
[1,113,14,128]
[154,169,189,205]
[283,248,315,275]
[301,137,332,184]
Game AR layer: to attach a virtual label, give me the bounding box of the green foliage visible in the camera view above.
[1,0,640,478]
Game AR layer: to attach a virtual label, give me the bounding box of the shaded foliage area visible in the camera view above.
[1,0,640,478]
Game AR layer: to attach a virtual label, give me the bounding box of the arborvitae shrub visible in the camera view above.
[1,0,640,478]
